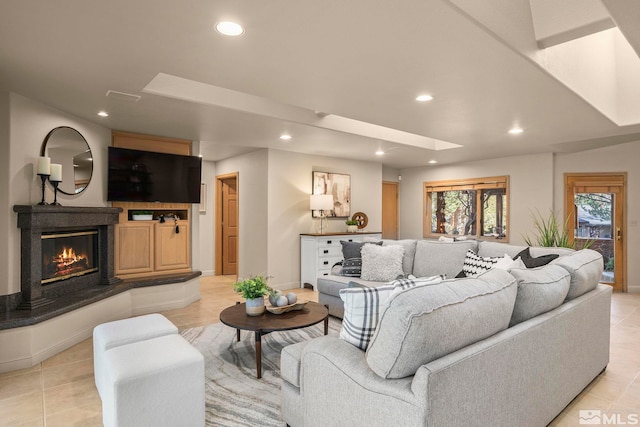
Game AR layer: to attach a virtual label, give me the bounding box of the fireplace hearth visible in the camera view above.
[13,205,122,310]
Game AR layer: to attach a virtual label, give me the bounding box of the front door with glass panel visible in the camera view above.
[565,173,625,292]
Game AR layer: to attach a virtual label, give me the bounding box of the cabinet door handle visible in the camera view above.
[323,261,329,265]
[327,240,333,244]
[323,249,329,254]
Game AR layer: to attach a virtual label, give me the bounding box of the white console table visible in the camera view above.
[300,232,382,289]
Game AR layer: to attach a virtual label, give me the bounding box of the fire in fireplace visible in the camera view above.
[41,230,98,284]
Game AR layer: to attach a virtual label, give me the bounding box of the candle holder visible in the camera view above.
[37,174,49,205]
[50,180,62,205]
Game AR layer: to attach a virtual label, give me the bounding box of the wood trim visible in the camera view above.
[564,172,627,292]
[215,172,239,276]
[111,130,192,155]
[423,175,510,241]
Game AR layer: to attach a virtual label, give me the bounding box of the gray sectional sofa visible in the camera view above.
[281,239,611,426]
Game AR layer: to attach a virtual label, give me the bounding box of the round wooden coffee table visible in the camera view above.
[219,301,329,379]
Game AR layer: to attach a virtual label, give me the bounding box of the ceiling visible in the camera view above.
[2,0,640,169]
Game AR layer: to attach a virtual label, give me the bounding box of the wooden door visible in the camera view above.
[382,181,398,239]
[216,173,239,275]
[565,173,626,292]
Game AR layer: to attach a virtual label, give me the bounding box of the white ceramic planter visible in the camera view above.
[347,225,358,233]
[245,297,266,316]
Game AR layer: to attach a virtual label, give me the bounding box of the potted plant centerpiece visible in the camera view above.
[233,275,270,316]
[346,219,358,233]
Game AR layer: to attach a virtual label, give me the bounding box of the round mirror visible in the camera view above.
[40,126,93,195]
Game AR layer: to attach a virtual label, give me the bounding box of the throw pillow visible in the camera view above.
[462,250,502,278]
[341,258,362,277]
[515,247,559,268]
[339,240,382,277]
[360,244,404,281]
[339,275,444,350]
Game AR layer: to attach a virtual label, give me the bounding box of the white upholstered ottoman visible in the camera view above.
[93,313,178,398]
[101,334,205,427]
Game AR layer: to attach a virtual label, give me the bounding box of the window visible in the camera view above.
[424,176,509,241]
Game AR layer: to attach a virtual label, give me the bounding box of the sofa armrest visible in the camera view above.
[299,336,425,427]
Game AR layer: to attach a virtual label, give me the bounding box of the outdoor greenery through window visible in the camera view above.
[424,176,509,240]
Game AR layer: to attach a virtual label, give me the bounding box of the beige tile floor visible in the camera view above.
[0,276,638,426]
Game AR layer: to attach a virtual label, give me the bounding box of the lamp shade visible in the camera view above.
[310,194,334,211]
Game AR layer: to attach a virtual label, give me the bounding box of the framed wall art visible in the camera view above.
[312,171,351,218]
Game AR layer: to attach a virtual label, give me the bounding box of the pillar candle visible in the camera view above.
[36,156,51,175]
[50,163,62,182]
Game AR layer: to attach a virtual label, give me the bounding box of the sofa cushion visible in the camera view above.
[508,264,571,326]
[339,275,444,350]
[382,239,417,275]
[412,240,478,279]
[477,241,526,258]
[553,249,603,301]
[515,247,559,268]
[360,244,405,282]
[316,275,385,298]
[365,268,517,379]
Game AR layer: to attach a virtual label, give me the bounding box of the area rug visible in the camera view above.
[180,317,341,426]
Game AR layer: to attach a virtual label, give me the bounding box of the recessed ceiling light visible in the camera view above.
[216,21,244,36]
[375,150,385,156]
[415,94,434,102]
[97,111,109,117]
[428,160,438,164]
[509,127,524,134]
[280,134,292,141]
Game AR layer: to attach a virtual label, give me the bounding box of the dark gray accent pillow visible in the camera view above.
[515,247,559,268]
[340,240,382,259]
[342,258,363,277]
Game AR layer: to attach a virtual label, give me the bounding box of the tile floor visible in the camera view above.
[0,276,638,426]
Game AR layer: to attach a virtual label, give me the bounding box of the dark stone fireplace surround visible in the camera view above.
[13,205,122,310]
[1,205,201,329]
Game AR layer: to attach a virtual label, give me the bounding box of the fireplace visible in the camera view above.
[13,205,122,310]
[41,230,98,284]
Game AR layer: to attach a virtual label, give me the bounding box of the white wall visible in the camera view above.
[0,93,10,297]
[554,140,640,292]
[399,153,555,244]
[215,150,269,279]
[266,150,382,289]
[3,93,111,296]
[194,159,216,276]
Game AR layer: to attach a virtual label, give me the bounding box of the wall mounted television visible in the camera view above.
[107,146,202,204]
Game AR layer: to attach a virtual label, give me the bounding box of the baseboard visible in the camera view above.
[627,284,640,293]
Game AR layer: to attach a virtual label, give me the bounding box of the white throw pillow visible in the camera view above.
[462,250,502,277]
[360,244,404,281]
[339,275,445,350]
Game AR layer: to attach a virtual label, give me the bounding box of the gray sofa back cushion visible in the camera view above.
[382,239,417,275]
[477,241,575,259]
[412,240,478,279]
[508,265,571,326]
[553,249,603,301]
[365,268,517,379]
